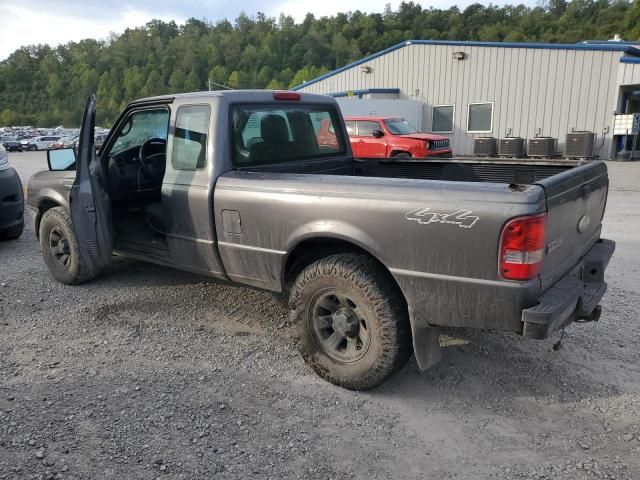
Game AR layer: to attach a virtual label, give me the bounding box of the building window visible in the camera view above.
[467,102,493,133]
[432,105,454,133]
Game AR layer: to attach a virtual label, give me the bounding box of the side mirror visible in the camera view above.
[47,148,76,171]
[372,129,385,138]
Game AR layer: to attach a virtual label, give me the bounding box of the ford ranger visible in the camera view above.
[26,91,615,390]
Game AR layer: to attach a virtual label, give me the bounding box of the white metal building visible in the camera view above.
[293,40,640,159]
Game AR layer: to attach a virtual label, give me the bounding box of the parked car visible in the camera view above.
[26,135,62,151]
[0,135,22,152]
[95,133,107,149]
[27,91,614,390]
[344,116,452,158]
[51,136,79,149]
[0,143,24,239]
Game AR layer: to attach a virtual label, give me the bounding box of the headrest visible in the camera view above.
[261,114,288,143]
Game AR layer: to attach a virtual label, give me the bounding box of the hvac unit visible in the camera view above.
[527,137,556,157]
[565,131,595,159]
[473,137,497,157]
[498,137,526,157]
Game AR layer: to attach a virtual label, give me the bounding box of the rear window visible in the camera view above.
[231,104,347,166]
[355,121,381,137]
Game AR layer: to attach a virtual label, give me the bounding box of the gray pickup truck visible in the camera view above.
[26,91,615,389]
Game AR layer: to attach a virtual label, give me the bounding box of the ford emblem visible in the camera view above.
[578,214,591,233]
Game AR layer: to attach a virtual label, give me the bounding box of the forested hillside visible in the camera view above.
[1,0,639,127]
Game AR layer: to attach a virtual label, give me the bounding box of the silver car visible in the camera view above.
[26,135,62,151]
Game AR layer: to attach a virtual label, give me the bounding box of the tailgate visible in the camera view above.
[535,161,609,290]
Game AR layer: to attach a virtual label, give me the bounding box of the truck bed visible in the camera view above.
[240,155,575,185]
[220,156,608,335]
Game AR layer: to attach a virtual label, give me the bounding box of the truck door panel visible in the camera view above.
[163,102,226,277]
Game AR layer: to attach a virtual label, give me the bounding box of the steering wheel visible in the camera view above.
[138,137,167,180]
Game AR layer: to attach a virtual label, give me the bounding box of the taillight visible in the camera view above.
[273,92,301,101]
[499,213,547,280]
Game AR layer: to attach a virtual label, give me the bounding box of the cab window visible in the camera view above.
[172,105,210,170]
[231,104,346,166]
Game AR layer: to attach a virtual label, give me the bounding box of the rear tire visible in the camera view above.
[39,207,95,285]
[0,221,24,240]
[290,253,412,390]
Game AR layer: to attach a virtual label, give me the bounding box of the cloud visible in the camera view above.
[0,3,186,60]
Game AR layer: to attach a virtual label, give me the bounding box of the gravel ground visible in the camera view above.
[1,153,639,479]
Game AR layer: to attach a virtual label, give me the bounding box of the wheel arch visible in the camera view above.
[35,197,65,238]
[283,235,442,372]
[390,149,412,157]
[282,236,407,309]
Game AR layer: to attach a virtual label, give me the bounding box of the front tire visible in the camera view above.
[39,207,95,285]
[290,253,412,390]
[392,151,411,158]
[0,221,24,240]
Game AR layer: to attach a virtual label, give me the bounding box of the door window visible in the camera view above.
[110,109,170,156]
[172,105,211,170]
[356,121,381,137]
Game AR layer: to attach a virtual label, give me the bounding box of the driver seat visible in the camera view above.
[145,202,166,234]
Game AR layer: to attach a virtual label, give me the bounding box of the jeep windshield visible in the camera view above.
[384,118,418,135]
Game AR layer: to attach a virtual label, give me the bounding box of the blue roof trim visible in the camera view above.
[329,88,400,98]
[621,57,640,64]
[292,39,640,90]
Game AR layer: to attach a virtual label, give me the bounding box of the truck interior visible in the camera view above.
[102,107,170,255]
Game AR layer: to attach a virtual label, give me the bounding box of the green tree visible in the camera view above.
[227,71,241,89]
[0,1,634,127]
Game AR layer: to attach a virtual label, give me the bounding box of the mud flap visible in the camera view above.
[408,308,442,370]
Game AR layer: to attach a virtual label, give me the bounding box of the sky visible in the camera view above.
[0,0,537,61]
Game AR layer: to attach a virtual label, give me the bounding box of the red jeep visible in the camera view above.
[340,116,452,158]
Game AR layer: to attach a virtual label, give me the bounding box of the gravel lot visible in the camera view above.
[1,152,639,479]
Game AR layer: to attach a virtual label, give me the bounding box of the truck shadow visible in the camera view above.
[86,254,629,406]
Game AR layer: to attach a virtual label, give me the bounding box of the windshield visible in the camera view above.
[384,118,418,135]
[232,104,347,166]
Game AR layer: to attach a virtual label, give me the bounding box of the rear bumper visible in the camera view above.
[521,239,615,339]
[0,167,24,231]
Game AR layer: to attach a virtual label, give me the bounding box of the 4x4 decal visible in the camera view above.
[405,207,479,229]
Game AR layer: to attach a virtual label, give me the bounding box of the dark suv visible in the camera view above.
[0,144,24,239]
